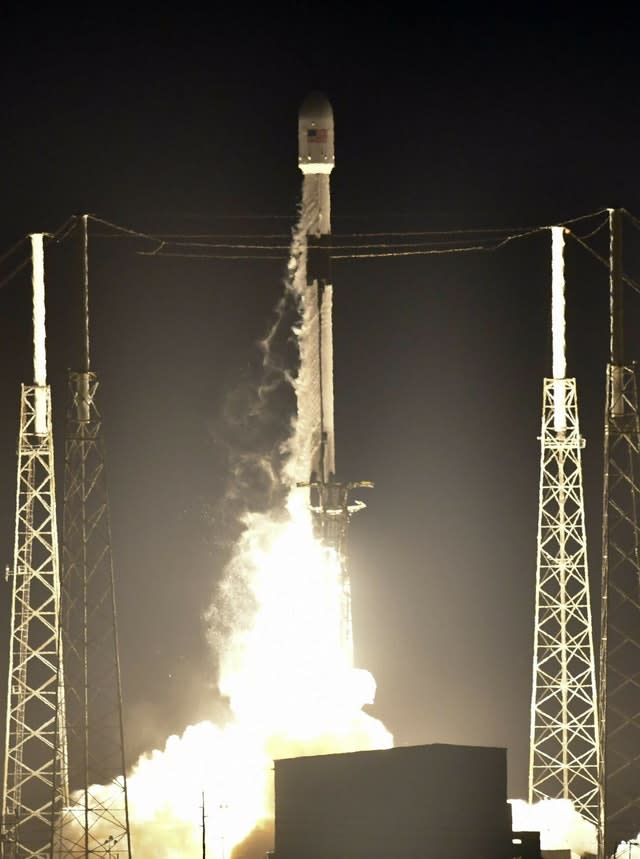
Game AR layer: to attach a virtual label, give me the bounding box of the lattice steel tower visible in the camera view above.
[1,234,68,859]
[598,208,640,858]
[54,216,132,859]
[528,227,600,825]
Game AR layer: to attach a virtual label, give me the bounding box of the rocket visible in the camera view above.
[298,91,335,179]
[295,90,372,520]
[296,92,371,665]
[297,91,336,487]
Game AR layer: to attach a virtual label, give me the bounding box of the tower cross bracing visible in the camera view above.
[529,377,600,825]
[53,371,131,859]
[598,363,640,858]
[1,385,67,859]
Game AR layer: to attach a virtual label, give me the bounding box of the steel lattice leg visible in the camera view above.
[1,385,67,859]
[54,372,131,859]
[599,364,640,858]
[529,378,600,824]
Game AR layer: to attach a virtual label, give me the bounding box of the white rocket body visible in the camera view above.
[298,92,336,484]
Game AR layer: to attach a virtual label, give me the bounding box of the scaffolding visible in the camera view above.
[599,363,640,856]
[529,378,600,823]
[529,227,599,826]
[53,371,131,858]
[54,217,131,858]
[1,234,67,859]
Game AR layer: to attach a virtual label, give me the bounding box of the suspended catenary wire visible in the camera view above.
[0,207,635,287]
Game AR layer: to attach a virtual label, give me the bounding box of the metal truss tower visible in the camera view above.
[529,227,600,825]
[598,209,640,858]
[54,216,132,859]
[529,378,600,821]
[1,236,68,859]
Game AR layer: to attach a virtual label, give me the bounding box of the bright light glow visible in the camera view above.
[551,226,566,432]
[58,195,392,858]
[61,496,391,859]
[509,798,597,856]
[31,232,46,386]
[31,232,48,434]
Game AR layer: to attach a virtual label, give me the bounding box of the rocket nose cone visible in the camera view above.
[299,90,333,124]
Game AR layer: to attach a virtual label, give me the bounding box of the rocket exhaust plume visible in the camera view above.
[58,93,392,859]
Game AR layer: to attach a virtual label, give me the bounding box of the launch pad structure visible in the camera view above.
[1,101,640,859]
[528,211,640,855]
[1,235,67,859]
[0,222,131,859]
[528,228,600,824]
[598,209,640,859]
[54,216,131,858]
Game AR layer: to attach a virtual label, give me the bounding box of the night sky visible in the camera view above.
[1,7,640,802]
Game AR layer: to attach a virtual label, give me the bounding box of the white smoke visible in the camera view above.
[62,197,392,859]
[281,189,322,486]
[509,798,597,856]
[615,837,640,859]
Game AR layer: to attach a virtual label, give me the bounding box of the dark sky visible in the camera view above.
[1,6,639,801]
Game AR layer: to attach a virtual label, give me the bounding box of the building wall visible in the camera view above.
[274,743,512,859]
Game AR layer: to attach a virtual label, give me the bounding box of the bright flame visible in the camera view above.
[104,494,391,859]
[60,203,392,857]
[217,492,381,740]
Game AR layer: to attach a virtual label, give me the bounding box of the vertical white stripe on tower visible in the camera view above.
[31,232,47,434]
[551,226,566,432]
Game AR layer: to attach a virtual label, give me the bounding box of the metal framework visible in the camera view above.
[1,385,67,859]
[529,377,600,825]
[53,214,131,859]
[598,363,640,857]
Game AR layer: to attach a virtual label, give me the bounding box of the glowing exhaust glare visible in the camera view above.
[551,226,566,432]
[74,494,392,859]
[63,275,392,859]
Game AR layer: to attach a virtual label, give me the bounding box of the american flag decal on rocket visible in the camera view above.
[307,128,328,143]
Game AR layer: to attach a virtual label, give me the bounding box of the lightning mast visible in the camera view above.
[294,92,372,664]
[53,215,132,858]
[1,234,67,859]
[528,227,600,824]
[598,208,640,858]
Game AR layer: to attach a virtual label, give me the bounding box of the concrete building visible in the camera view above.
[274,743,513,859]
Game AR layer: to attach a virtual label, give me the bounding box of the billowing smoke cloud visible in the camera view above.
[60,200,392,858]
[615,837,640,859]
[509,798,597,856]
